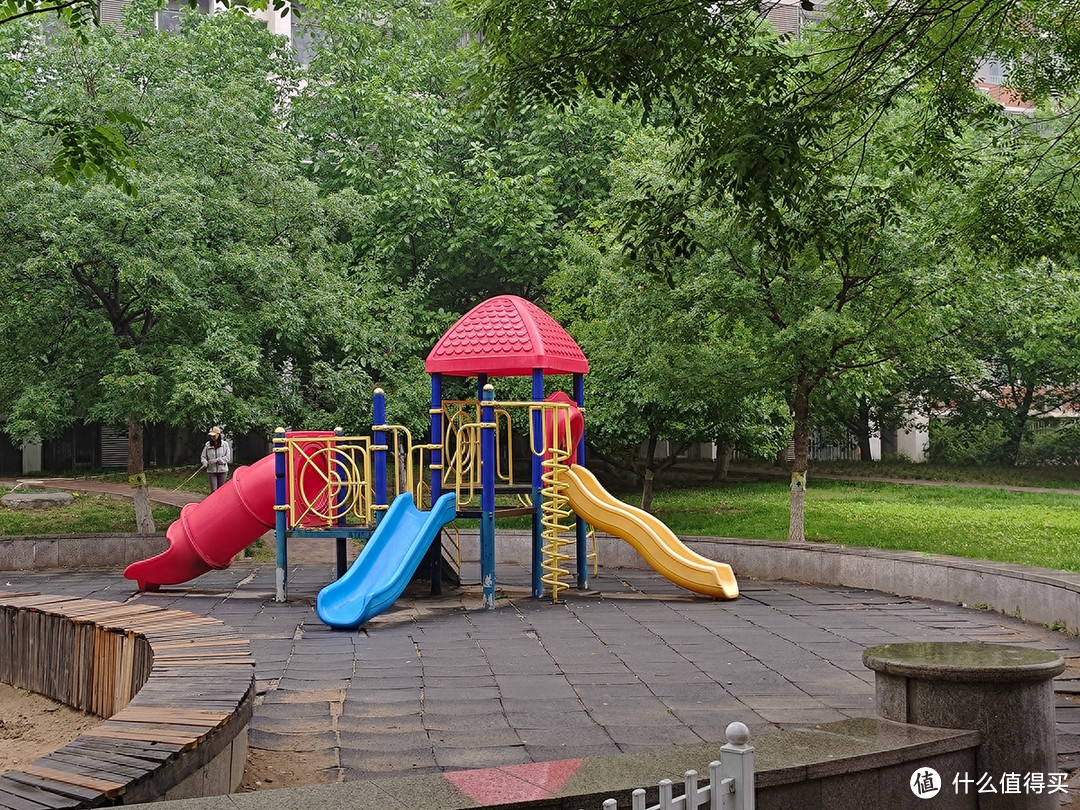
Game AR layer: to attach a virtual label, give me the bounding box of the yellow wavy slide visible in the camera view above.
[563,464,739,600]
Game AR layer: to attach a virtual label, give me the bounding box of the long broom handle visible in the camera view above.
[171,466,204,492]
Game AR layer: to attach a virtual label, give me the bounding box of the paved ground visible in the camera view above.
[5,557,1080,791]
[0,477,204,508]
[6,473,1080,802]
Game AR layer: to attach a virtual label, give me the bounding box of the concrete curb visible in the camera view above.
[7,528,1080,639]
[689,536,1080,636]
[0,533,169,570]
[120,718,980,810]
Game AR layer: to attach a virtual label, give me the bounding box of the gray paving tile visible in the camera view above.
[339,750,438,775]
[422,714,515,732]
[248,729,339,752]
[431,745,529,770]
[422,685,501,701]
[426,727,523,747]
[604,725,703,746]
[12,559,1080,789]
[344,688,423,705]
[339,730,438,751]
[585,705,673,727]
[494,674,578,699]
[257,700,335,719]
[524,743,618,760]
[573,683,657,702]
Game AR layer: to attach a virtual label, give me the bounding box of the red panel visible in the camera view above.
[285,430,336,528]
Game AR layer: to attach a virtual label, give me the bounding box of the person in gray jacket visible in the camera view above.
[201,426,232,492]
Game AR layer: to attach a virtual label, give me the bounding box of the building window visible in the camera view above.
[291,3,322,65]
[156,0,211,33]
[977,58,1005,85]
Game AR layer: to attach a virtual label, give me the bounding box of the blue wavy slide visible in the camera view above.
[317,491,457,629]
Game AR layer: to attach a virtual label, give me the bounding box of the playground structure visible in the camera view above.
[124,295,738,628]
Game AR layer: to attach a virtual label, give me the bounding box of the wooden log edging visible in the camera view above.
[0,593,254,809]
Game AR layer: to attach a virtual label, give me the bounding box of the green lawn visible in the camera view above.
[788,458,1080,489]
[646,479,1080,573]
[0,492,181,536]
[5,464,1080,574]
[100,468,215,495]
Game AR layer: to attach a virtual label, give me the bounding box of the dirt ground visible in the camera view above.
[0,683,316,789]
[0,669,323,790]
[0,682,99,775]
[0,537,336,789]
[240,737,335,791]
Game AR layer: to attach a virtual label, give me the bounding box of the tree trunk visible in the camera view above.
[788,381,811,543]
[128,416,155,534]
[712,441,735,482]
[172,425,192,466]
[1004,383,1035,467]
[640,434,658,513]
[641,469,655,514]
[856,395,873,463]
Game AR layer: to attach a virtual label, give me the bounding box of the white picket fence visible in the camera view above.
[586,723,754,810]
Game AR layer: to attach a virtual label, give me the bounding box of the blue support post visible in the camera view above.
[429,373,444,595]
[574,373,588,590]
[273,428,288,602]
[480,384,496,609]
[430,373,443,499]
[531,369,544,598]
[333,426,347,580]
[373,388,388,524]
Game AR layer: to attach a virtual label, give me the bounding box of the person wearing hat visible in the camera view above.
[200,427,232,492]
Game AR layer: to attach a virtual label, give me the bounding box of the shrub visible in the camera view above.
[1018,421,1080,466]
[928,416,1009,465]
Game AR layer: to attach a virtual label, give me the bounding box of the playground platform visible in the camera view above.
[5,554,1080,807]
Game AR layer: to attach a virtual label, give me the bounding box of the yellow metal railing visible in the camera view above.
[281,428,460,527]
[278,394,598,596]
[408,441,442,509]
[373,422,443,511]
[440,400,523,505]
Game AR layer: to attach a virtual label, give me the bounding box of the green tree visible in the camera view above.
[926,263,1080,466]
[919,113,1080,466]
[0,0,291,190]
[699,143,970,537]
[815,1,1080,127]
[290,0,635,312]
[465,0,1080,178]
[0,9,345,530]
[463,0,1028,540]
[549,130,784,511]
[562,96,974,538]
[808,356,926,464]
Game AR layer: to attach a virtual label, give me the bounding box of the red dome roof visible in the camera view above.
[426,295,589,377]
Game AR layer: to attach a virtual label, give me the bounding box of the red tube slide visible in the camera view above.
[124,454,277,591]
[543,391,583,464]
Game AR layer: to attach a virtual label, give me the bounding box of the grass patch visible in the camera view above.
[732,458,1080,489]
[0,491,180,535]
[10,463,1080,574]
[645,479,1080,573]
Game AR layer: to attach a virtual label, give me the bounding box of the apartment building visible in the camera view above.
[97,0,306,54]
